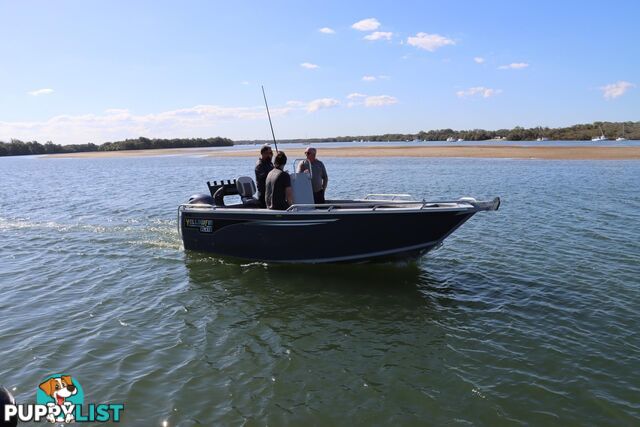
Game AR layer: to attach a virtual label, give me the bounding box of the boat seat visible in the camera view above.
[236,176,260,206]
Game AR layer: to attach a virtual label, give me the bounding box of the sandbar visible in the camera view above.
[42,145,640,160]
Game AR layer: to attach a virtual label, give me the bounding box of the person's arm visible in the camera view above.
[322,163,328,190]
[296,161,307,173]
[285,186,293,206]
[283,173,294,206]
[255,163,266,183]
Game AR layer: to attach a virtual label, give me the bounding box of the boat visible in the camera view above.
[535,127,549,142]
[592,126,608,142]
[457,138,465,142]
[178,169,500,263]
[616,124,627,142]
[446,137,456,142]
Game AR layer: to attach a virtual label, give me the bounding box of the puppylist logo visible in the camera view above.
[3,374,124,424]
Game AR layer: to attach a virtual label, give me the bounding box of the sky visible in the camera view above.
[0,0,638,144]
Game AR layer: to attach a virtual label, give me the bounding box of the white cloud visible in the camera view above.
[287,98,340,112]
[406,32,455,52]
[0,104,294,144]
[362,75,390,82]
[364,95,398,107]
[306,98,340,112]
[474,57,485,64]
[28,88,54,96]
[351,18,380,31]
[300,62,319,69]
[105,108,130,115]
[364,31,393,41]
[600,81,635,99]
[319,27,335,34]
[456,87,502,98]
[1,91,405,144]
[498,62,529,70]
[347,93,367,100]
[240,81,249,85]
[345,93,397,107]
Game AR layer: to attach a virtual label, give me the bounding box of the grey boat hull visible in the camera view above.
[178,199,498,263]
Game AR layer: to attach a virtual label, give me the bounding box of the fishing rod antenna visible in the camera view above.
[261,85,279,153]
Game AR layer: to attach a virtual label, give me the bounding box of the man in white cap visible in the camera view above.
[296,146,328,204]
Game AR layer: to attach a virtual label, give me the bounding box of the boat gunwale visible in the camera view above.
[178,197,499,216]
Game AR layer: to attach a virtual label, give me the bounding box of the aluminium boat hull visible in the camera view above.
[179,204,484,263]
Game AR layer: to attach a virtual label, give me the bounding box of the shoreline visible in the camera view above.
[40,145,640,160]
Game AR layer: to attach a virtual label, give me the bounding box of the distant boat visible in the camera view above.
[592,126,608,142]
[616,124,627,142]
[446,137,456,142]
[457,138,465,142]
[536,127,549,141]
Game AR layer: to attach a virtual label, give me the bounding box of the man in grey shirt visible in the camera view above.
[296,146,328,204]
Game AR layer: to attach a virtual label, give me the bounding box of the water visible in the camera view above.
[1,155,639,425]
[100,138,640,155]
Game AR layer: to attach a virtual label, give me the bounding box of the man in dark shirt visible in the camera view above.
[265,151,293,210]
[254,144,274,208]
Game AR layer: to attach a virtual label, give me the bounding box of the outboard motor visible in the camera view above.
[187,194,215,205]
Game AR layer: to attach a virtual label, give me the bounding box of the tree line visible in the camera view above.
[1,121,637,157]
[236,121,639,144]
[0,137,233,157]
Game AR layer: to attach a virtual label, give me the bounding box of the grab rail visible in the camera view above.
[180,197,500,213]
[363,193,414,201]
[286,201,422,211]
[285,200,480,212]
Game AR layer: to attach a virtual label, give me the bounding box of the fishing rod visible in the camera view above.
[261,85,279,153]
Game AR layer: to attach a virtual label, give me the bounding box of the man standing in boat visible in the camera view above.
[296,146,328,204]
[254,144,274,208]
[265,151,293,210]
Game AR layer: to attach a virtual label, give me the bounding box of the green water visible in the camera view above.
[0,155,639,425]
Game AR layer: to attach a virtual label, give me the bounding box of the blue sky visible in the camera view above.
[0,0,638,144]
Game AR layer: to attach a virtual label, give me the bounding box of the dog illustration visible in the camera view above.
[39,375,77,423]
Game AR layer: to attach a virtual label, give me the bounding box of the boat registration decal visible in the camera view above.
[185,218,214,232]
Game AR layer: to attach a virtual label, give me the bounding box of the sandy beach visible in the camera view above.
[42,145,640,160]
